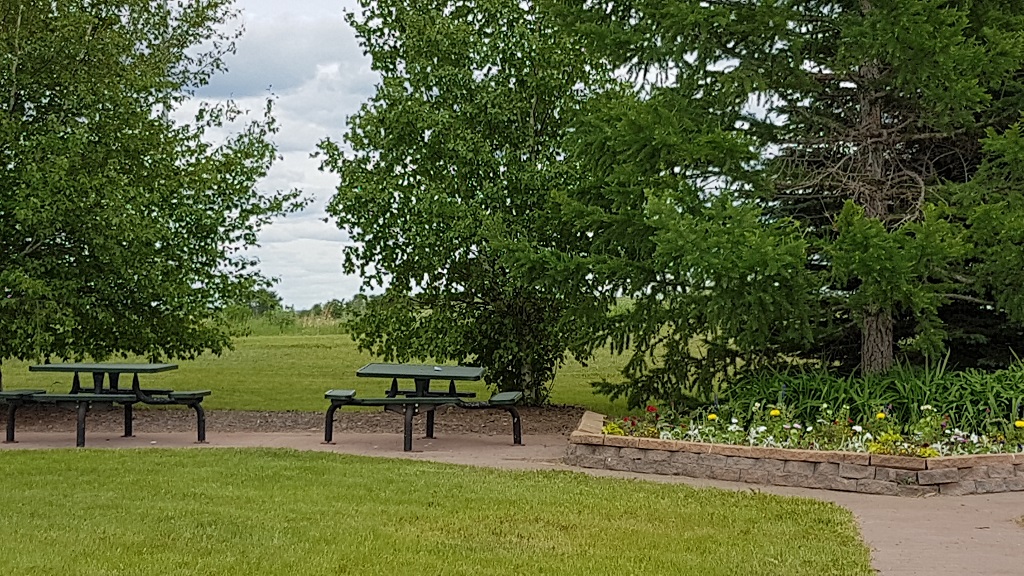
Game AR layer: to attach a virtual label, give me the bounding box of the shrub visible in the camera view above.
[721,361,1024,433]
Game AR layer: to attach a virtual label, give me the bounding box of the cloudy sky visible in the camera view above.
[196,0,377,309]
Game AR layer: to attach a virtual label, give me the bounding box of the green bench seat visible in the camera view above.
[27,393,135,403]
[168,390,211,401]
[3,389,210,447]
[324,390,463,406]
[5,393,137,447]
[324,389,523,451]
[0,389,47,399]
[479,391,521,405]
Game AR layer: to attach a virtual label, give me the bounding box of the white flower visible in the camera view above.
[920,405,933,411]
[806,426,813,432]
[731,418,739,424]
[793,423,802,430]
[852,425,863,433]
[756,426,767,433]
[864,433,873,440]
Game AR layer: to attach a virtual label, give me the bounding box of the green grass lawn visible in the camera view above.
[3,334,632,415]
[0,449,872,576]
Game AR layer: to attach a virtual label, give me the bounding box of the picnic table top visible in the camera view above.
[356,363,484,381]
[28,363,178,374]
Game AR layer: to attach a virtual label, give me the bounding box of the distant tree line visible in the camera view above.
[221,290,376,335]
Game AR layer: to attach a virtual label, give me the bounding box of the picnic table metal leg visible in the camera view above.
[324,402,340,444]
[403,404,415,451]
[91,372,104,393]
[123,402,134,437]
[190,402,207,443]
[109,373,120,391]
[5,402,17,443]
[76,402,88,447]
[507,406,523,446]
[71,372,81,393]
[426,410,435,438]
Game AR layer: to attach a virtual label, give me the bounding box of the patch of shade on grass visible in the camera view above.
[0,449,871,575]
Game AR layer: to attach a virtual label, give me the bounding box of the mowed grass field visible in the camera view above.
[3,334,632,415]
[0,449,873,576]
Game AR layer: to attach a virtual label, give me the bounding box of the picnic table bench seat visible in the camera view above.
[5,392,137,447]
[323,389,524,450]
[1,388,211,447]
[0,389,47,399]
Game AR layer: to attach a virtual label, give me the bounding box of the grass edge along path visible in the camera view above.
[0,448,872,576]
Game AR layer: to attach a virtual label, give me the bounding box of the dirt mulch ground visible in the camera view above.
[1,404,585,437]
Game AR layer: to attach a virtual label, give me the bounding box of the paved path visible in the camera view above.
[3,431,1023,575]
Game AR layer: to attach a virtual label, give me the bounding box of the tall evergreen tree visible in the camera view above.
[539,0,1024,405]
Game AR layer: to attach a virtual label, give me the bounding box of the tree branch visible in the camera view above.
[7,2,22,115]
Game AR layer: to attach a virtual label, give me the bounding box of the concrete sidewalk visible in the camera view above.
[3,430,1023,575]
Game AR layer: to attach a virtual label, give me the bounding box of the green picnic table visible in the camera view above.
[324,363,522,451]
[0,363,210,447]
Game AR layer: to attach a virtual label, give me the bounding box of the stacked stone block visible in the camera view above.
[566,411,1024,497]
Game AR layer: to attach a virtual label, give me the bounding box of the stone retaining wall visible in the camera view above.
[566,411,1024,496]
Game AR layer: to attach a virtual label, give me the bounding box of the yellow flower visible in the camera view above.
[707,414,718,421]
[1014,420,1024,429]
[769,409,781,417]
[876,412,886,420]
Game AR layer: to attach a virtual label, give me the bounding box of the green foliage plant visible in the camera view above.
[724,362,1024,436]
[804,404,855,452]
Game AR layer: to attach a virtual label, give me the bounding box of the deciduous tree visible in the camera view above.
[318,0,606,402]
[0,0,305,385]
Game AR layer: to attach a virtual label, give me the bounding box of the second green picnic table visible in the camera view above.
[324,363,523,451]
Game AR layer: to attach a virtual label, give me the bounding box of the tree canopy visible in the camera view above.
[0,0,305,372]
[316,0,1024,407]
[525,0,1024,406]
[318,0,607,402]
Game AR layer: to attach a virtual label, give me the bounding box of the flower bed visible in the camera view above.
[603,402,1024,457]
[566,412,1024,497]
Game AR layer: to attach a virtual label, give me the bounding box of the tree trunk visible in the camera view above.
[861,308,894,373]
[855,8,896,374]
[520,361,537,404]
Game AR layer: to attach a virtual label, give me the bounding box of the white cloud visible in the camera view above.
[194,0,380,309]
[253,238,365,307]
